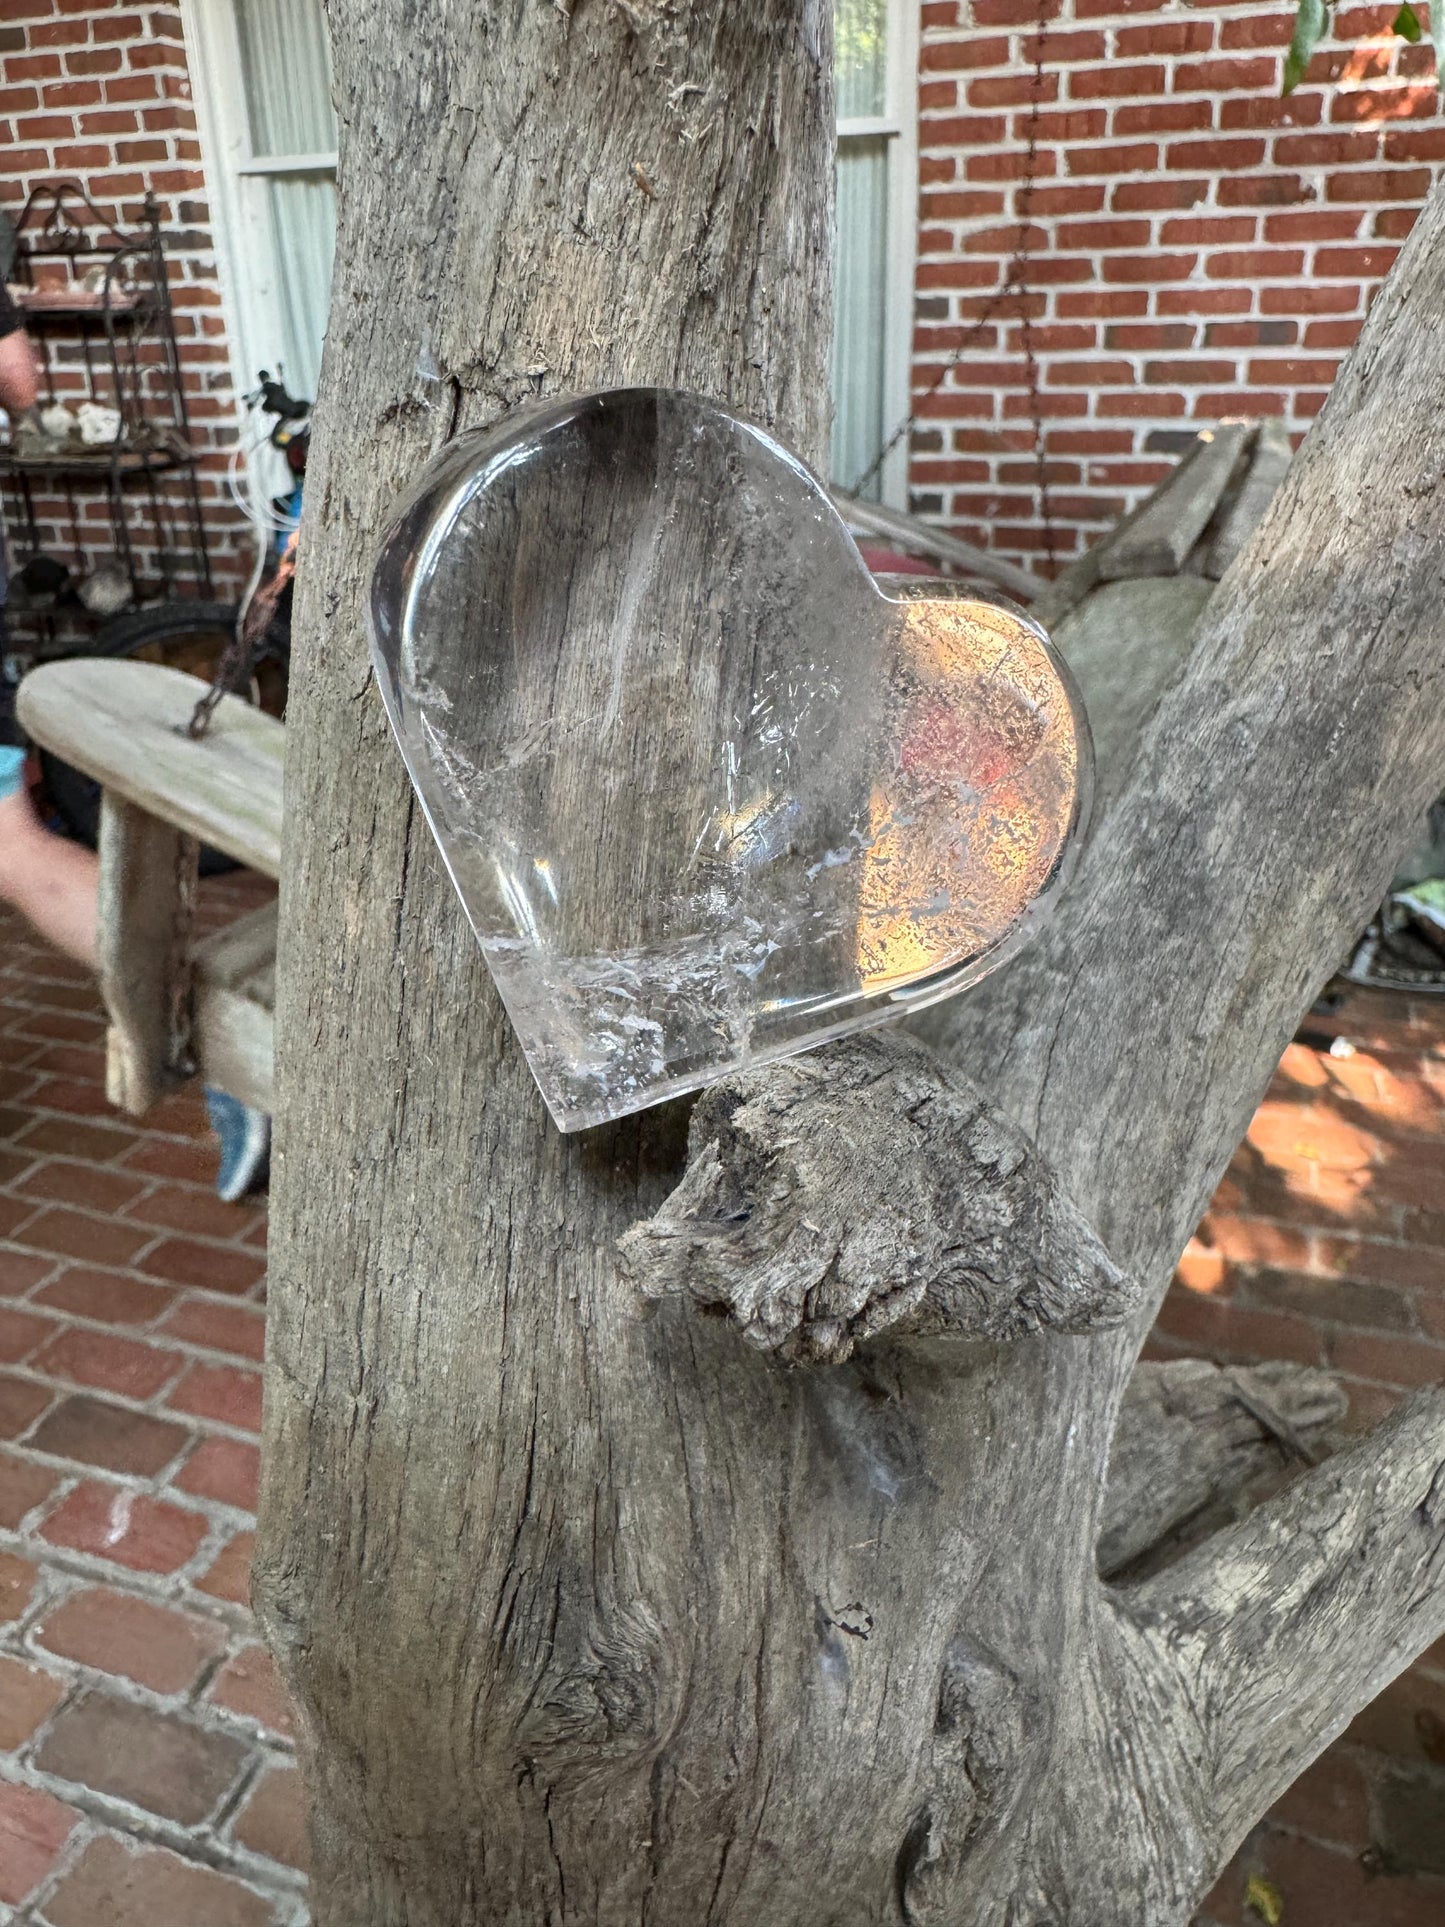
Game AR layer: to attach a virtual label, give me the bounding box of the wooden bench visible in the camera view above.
[17,658,282,1117]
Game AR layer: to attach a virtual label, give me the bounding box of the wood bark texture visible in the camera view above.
[258,4,1445,1923]
[1096,421,1251,581]
[1206,418,1292,580]
[618,1030,1133,1362]
[1098,1357,1346,1577]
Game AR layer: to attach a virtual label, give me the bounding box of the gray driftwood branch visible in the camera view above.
[618,1030,1133,1364]
[1100,1357,1346,1577]
[1123,1388,1445,1866]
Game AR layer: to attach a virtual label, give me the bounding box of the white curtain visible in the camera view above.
[832,0,893,497]
[234,0,337,400]
[832,137,889,497]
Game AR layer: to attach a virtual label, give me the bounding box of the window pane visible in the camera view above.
[233,0,337,395]
[234,0,337,156]
[266,175,336,398]
[830,134,889,496]
[836,0,889,118]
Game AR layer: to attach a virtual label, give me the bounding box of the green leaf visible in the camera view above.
[1245,1875,1285,1927]
[1394,0,1423,38]
[1283,0,1328,92]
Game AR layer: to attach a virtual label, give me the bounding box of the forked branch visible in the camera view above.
[1100,1357,1346,1577]
[1122,1388,1445,1859]
[619,1029,1134,1363]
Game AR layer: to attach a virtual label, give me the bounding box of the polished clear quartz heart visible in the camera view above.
[369,389,1092,1132]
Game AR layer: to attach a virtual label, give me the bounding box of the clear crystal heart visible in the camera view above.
[369,388,1092,1132]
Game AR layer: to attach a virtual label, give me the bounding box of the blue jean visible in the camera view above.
[0,744,23,802]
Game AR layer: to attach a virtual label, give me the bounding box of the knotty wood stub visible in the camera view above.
[619,1030,1135,1363]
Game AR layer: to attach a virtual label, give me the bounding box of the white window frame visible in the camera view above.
[184,0,916,506]
[180,0,336,428]
[835,0,919,508]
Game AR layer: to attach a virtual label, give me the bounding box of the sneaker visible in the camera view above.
[205,1087,271,1202]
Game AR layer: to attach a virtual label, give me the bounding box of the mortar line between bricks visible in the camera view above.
[0,1358,263,1438]
[3,1344,194,1411]
[10,1092,211,1145]
[211,1750,267,1836]
[0,1446,240,1517]
[4,1143,255,1205]
[0,1202,210,1273]
[1269,1808,1445,1867]
[0,1133,217,1179]
[10,1810,99,1927]
[4,1239,268,1294]
[1222,1282,1440,1339]
[1212,1208,1445,1258]
[0,1541,256,1638]
[0,1176,265,1250]
[7,1484,236,1567]
[17,1414,264,1469]
[0,1490,254,1603]
[3,1637,298,1760]
[0,1443,257,1525]
[0,1606,297,1766]
[0,1288,267,1349]
[187,1644,239,1706]
[0,1154,166,1200]
[5,1562,249,1658]
[0,1759,306,1900]
[0,1250,266,1309]
[2,1401,202,1475]
[6,1414,203,1484]
[0,1248,65,1286]
[0,1046,49,1075]
[0,1472,80,1543]
[1,1335,267,1409]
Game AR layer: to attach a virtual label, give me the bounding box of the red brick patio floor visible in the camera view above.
[3,881,1445,1924]
[0,889,304,1926]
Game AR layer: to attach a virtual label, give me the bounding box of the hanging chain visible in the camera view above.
[186,609,258,739]
[850,2,1057,573]
[186,554,292,739]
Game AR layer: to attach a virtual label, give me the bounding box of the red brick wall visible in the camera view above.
[1155,988,1445,1924]
[1161,990,1445,1430]
[910,0,1444,574]
[4,2,1440,598]
[0,1,252,604]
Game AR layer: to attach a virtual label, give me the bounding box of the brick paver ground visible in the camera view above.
[0,887,303,1926]
[1,883,1443,1924]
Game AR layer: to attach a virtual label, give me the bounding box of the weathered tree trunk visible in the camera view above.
[257,5,1445,1923]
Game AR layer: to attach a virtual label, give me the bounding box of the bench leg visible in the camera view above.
[97,792,199,1114]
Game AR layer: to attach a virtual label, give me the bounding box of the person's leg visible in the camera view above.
[1,750,269,1200]
[0,756,98,968]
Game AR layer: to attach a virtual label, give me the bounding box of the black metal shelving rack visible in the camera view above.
[1,180,213,660]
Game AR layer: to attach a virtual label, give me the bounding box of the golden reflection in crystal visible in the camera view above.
[856,597,1080,990]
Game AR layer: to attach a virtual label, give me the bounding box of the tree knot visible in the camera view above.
[617,1031,1136,1363]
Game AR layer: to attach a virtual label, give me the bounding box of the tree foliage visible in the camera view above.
[1285,0,1442,95]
